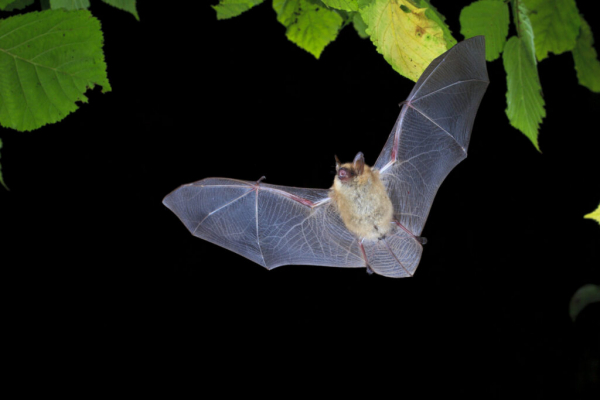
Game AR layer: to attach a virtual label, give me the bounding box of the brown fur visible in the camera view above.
[330,163,393,240]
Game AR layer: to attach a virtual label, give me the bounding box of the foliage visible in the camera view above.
[584,204,600,225]
[212,0,264,20]
[459,0,508,62]
[573,17,600,92]
[1,0,35,11]
[525,0,580,61]
[0,138,6,189]
[501,1,545,150]
[211,0,599,153]
[569,284,600,321]
[100,0,138,20]
[0,0,138,188]
[460,0,598,150]
[274,0,343,59]
[360,0,450,81]
[49,0,91,10]
[0,9,110,132]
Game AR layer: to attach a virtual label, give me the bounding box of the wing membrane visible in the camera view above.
[164,178,364,269]
[375,36,489,236]
[164,37,489,278]
[164,178,422,276]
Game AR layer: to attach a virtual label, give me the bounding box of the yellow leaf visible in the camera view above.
[361,0,448,81]
[584,203,600,225]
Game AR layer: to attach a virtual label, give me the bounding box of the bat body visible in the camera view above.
[330,152,394,241]
[164,37,489,278]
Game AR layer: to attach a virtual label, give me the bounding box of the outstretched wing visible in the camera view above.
[164,37,488,278]
[163,178,421,277]
[374,36,489,236]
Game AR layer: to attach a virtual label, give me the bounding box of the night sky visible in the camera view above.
[2,2,598,396]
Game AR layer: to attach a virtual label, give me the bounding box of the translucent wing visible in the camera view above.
[375,36,489,236]
[163,178,421,277]
[164,37,489,278]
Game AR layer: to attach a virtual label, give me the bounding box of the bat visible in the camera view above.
[163,36,489,278]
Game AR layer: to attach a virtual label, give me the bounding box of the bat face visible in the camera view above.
[335,152,365,183]
[163,37,489,278]
[336,165,356,183]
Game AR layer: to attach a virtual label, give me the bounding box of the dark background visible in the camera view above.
[2,1,598,397]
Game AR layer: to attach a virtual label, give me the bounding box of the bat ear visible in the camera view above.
[353,152,365,175]
[334,155,341,171]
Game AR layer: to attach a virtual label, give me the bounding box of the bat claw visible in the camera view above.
[366,264,374,275]
[416,236,427,245]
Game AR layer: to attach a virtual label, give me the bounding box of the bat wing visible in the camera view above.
[163,178,421,277]
[374,36,489,237]
[164,37,488,278]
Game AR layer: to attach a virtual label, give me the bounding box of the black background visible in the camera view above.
[2,1,599,397]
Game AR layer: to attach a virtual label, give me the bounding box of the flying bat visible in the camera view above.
[163,36,489,278]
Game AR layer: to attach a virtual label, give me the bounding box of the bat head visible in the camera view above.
[334,152,365,184]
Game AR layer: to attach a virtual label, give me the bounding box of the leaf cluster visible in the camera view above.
[0,0,139,188]
[460,0,598,151]
[214,0,457,82]
[213,0,600,153]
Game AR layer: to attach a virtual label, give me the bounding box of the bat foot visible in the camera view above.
[392,220,426,245]
[359,240,373,275]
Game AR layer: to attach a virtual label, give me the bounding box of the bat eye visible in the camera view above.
[338,168,351,181]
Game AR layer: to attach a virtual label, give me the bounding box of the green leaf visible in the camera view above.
[274,0,343,59]
[573,16,600,93]
[584,203,600,225]
[417,0,456,49]
[502,0,544,150]
[503,36,545,151]
[459,0,509,61]
[569,284,600,321]
[273,0,298,26]
[102,0,139,21]
[360,0,448,82]
[513,0,536,63]
[0,9,111,132]
[352,11,368,39]
[0,138,7,190]
[213,0,264,20]
[0,0,15,10]
[522,0,580,61]
[50,0,90,10]
[321,0,358,12]
[335,8,353,29]
[1,0,35,11]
